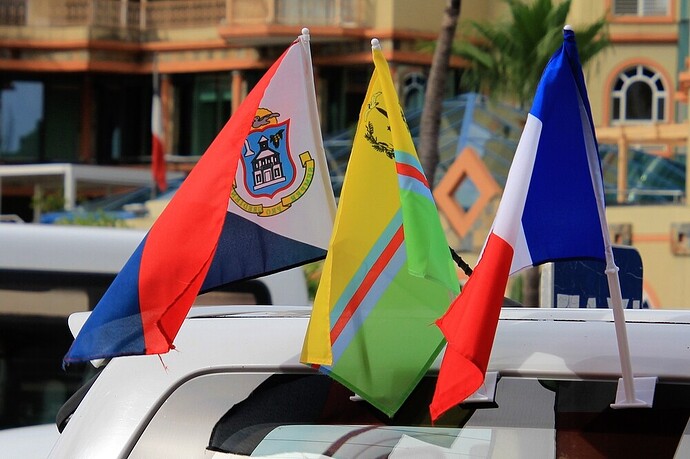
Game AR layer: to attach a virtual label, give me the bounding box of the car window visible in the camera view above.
[208,374,555,457]
[0,316,91,429]
[554,380,690,458]
[205,374,690,458]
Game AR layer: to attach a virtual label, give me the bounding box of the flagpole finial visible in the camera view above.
[563,24,575,40]
[371,38,381,50]
[300,28,311,45]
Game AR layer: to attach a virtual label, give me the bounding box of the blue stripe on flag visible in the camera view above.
[65,241,146,362]
[520,31,605,266]
[328,211,403,324]
[395,151,434,202]
[202,211,327,292]
[330,242,406,364]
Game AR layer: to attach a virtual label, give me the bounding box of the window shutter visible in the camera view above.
[613,0,668,16]
[613,0,639,15]
[642,0,669,16]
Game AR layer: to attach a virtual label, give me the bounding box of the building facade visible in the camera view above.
[0,0,464,168]
[2,0,690,308]
[573,0,690,309]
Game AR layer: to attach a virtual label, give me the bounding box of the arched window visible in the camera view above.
[611,65,667,123]
[403,73,427,111]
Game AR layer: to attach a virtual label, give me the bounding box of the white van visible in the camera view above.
[0,223,309,431]
[0,223,310,312]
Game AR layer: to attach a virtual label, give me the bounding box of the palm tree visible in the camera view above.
[455,0,610,108]
[419,0,462,187]
[420,0,610,306]
[456,0,610,306]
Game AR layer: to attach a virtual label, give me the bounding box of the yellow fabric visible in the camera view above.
[300,47,402,365]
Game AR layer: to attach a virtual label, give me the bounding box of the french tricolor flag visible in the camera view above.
[430,28,609,420]
[65,30,336,364]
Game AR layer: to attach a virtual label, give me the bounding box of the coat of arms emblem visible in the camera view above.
[231,108,315,216]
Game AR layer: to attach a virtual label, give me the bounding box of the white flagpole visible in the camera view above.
[589,123,655,408]
[604,246,655,407]
[571,25,656,408]
[298,27,338,220]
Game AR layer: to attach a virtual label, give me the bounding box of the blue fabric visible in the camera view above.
[201,211,327,292]
[523,28,606,265]
[65,240,145,362]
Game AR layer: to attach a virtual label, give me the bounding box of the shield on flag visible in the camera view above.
[240,119,297,200]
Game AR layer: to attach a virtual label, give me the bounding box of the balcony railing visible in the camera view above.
[0,0,364,30]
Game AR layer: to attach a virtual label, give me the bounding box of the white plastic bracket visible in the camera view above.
[463,372,498,404]
[611,376,657,409]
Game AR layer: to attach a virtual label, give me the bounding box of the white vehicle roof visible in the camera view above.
[47,306,690,458]
[0,223,147,274]
[0,223,310,306]
[0,424,60,459]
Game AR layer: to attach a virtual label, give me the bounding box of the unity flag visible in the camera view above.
[301,39,459,416]
[430,27,609,420]
[151,84,167,192]
[65,29,336,364]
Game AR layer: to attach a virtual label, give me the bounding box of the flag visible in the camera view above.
[301,39,459,416]
[151,86,167,192]
[430,27,609,420]
[65,31,336,364]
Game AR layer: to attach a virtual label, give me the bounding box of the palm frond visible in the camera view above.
[451,0,609,107]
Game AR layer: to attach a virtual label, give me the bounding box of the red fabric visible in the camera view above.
[395,162,429,188]
[137,47,290,354]
[151,131,167,192]
[430,232,514,421]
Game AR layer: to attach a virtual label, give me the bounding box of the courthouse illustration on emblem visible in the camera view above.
[231,108,316,217]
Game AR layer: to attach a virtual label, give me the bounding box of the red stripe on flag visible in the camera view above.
[430,231,513,421]
[396,162,429,188]
[330,225,405,343]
